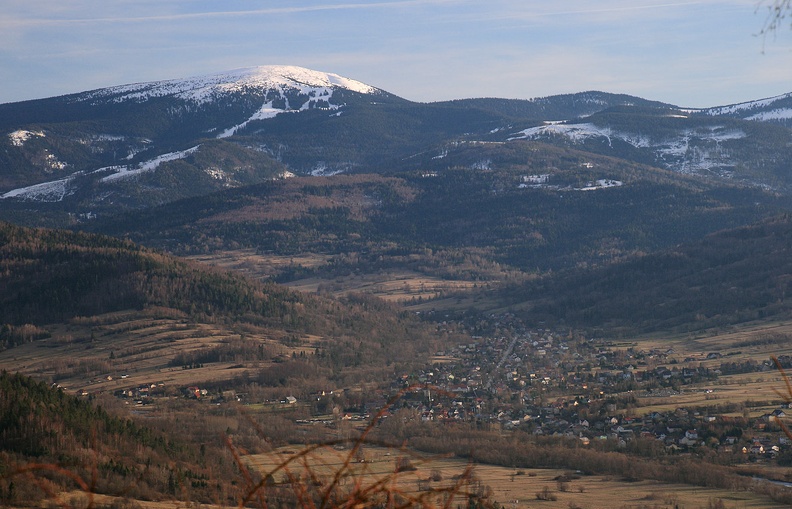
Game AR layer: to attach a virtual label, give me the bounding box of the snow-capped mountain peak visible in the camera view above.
[78,65,379,105]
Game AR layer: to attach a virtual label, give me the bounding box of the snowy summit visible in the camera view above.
[80,65,379,105]
[75,65,383,139]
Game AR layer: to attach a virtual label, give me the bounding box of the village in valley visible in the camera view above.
[105,312,792,467]
[379,314,792,462]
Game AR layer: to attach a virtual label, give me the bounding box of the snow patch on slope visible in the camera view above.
[218,101,283,138]
[8,130,45,147]
[511,122,747,175]
[100,146,201,182]
[518,174,623,192]
[217,86,344,138]
[1,178,72,202]
[44,153,68,171]
[747,108,792,121]
[702,94,791,116]
[310,162,345,176]
[510,123,614,145]
[2,145,203,201]
[579,179,623,191]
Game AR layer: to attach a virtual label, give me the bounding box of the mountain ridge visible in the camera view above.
[1,65,791,226]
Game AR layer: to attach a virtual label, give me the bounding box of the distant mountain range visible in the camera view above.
[4,66,792,337]
[1,65,790,226]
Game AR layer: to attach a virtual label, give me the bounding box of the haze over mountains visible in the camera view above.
[2,65,792,336]
[1,65,791,220]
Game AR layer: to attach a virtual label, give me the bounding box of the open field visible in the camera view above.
[630,321,792,361]
[50,492,226,509]
[189,250,487,303]
[188,250,330,279]
[285,272,478,302]
[0,310,317,395]
[593,321,792,415]
[630,372,790,417]
[245,445,790,509]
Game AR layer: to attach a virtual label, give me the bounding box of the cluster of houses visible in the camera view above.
[90,312,791,464]
[376,314,792,460]
[110,382,166,403]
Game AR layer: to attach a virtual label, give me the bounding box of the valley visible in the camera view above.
[4,296,792,507]
[2,67,792,508]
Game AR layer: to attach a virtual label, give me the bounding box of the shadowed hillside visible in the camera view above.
[497,214,792,335]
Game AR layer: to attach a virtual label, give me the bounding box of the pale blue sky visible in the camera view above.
[2,0,790,107]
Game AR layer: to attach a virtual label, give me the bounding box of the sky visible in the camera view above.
[2,0,791,108]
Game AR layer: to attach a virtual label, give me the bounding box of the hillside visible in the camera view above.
[492,214,792,335]
[0,221,449,390]
[88,143,786,277]
[434,91,676,121]
[506,105,792,192]
[0,371,237,506]
[0,220,309,327]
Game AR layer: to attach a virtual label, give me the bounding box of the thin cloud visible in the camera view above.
[437,0,738,19]
[1,0,459,28]
[1,0,789,106]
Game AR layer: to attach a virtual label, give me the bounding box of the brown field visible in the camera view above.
[189,250,330,280]
[595,321,792,415]
[189,249,483,302]
[0,310,317,395]
[50,492,222,509]
[285,271,478,302]
[43,443,792,509]
[244,444,789,509]
[631,371,789,416]
[631,321,792,364]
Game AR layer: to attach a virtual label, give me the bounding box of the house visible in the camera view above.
[679,430,700,447]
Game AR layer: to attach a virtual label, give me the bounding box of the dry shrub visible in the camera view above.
[535,486,557,501]
[395,456,418,472]
[707,498,727,509]
[3,385,494,509]
[228,389,495,508]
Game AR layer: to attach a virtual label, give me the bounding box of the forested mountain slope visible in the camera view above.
[496,214,792,335]
[0,371,230,505]
[88,143,786,276]
[0,221,444,372]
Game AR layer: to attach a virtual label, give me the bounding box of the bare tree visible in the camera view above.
[758,0,791,37]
